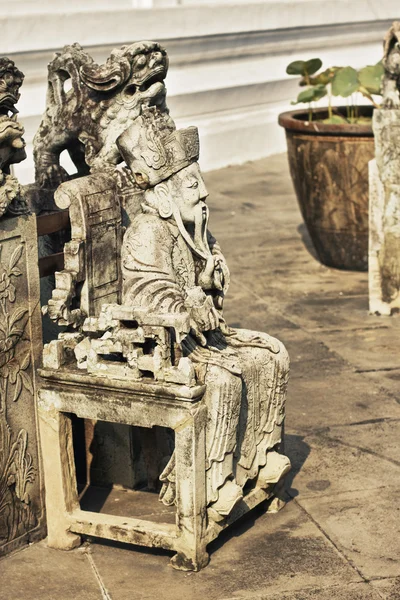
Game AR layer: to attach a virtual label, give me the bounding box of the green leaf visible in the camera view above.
[293,84,327,104]
[286,58,323,77]
[312,84,328,101]
[311,67,339,85]
[305,58,323,76]
[358,62,384,95]
[332,67,359,97]
[286,60,307,76]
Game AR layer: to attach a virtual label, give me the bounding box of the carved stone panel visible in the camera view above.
[0,214,45,556]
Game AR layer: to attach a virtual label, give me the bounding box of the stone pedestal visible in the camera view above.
[0,214,45,556]
[369,109,400,315]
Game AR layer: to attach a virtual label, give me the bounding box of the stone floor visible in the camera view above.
[2,154,400,600]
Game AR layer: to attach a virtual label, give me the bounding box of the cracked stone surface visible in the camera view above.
[1,153,400,598]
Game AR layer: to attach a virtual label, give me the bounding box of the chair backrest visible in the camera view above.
[50,173,123,324]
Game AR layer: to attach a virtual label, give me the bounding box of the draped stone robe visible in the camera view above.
[122,211,289,504]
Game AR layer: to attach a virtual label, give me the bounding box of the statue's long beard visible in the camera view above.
[172,201,215,289]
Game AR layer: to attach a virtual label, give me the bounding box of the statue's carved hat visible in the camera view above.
[117,107,200,188]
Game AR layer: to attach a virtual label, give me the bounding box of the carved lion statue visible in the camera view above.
[33,41,171,191]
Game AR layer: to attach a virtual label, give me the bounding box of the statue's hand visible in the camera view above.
[185,288,220,346]
[213,256,230,292]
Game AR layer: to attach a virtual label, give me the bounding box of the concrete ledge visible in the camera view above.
[8,5,397,180]
[1,1,399,53]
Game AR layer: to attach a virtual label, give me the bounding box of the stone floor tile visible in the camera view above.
[316,325,400,372]
[298,488,400,580]
[89,500,361,600]
[286,371,400,433]
[223,581,383,600]
[371,577,400,599]
[0,541,102,600]
[286,420,400,500]
[362,369,400,404]
[325,419,400,465]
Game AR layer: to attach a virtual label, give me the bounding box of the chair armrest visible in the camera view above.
[84,303,191,343]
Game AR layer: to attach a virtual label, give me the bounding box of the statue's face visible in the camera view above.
[121,47,168,113]
[0,70,22,115]
[0,114,25,170]
[168,163,208,224]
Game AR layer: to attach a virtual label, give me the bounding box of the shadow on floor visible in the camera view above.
[284,434,311,498]
[297,223,319,262]
[82,436,310,564]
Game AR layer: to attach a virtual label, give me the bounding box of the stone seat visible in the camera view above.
[38,364,280,571]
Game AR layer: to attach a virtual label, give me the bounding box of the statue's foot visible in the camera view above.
[209,480,243,516]
[159,452,176,506]
[257,451,291,489]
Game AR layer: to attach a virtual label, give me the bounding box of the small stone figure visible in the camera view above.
[382,21,400,108]
[0,58,28,219]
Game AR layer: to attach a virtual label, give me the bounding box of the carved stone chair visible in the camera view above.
[38,173,287,571]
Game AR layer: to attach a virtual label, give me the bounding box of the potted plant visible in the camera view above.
[279,59,384,271]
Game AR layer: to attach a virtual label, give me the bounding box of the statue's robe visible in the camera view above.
[122,211,289,504]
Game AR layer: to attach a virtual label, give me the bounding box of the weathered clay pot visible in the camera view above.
[279,107,374,271]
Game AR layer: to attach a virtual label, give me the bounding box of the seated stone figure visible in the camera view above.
[116,108,291,517]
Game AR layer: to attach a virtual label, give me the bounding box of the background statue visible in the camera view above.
[369,22,400,315]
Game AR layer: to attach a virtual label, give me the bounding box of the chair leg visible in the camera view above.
[172,405,209,571]
[38,404,81,550]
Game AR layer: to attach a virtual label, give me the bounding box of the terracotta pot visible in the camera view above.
[278,106,375,271]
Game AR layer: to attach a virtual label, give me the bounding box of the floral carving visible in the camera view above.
[0,241,37,545]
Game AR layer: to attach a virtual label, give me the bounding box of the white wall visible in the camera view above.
[4,0,398,182]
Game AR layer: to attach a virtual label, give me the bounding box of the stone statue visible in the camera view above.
[39,50,290,569]
[43,106,291,521]
[33,42,170,193]
[382,21,400,108]
[369,22,400,314]
[0,58,29,219]
[116,108,291,515]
